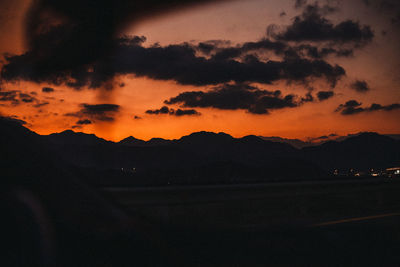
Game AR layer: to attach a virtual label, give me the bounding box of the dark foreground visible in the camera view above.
[100,178,400,267]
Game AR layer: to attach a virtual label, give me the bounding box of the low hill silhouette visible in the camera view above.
[2,117,399,186]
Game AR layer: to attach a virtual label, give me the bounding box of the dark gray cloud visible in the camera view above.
[335,100,364,115]
[1,36,346,89]
[0,90,47,107]
[0,90,20,105]
[175,108,201,116]
[146,106,171,115]
[76,119,92,125]
[33,101,49,108]
[300,92,314,103]
[293,45,353,59]
[145,106,200,116]
[350,80,370,92]
[317,90,334,101]
[362,0,371,6]
[42,87,55,93]
[274,3,373,44]
[164,83,310,114]
[15,0,221,85]
[19,93,36,103]
[65,103,120,122]
[2,0,380,93]
[196,38,353,62]
[295,0,307,9]
[336,100,400,115]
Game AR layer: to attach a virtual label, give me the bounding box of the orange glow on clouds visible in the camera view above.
[0,0,399,141]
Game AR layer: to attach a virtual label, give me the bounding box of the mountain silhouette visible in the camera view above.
[258,136,313,149]
[2,117,399,186]
[46,130,111,146]
[118,136,147,146]
[302,132,400,171]
[118,136,172,147]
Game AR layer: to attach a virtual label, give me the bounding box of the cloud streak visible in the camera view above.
[336,100,400,115]
[65,103,120,122]
[145,106,200,116]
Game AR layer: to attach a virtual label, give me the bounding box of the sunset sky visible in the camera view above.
[0,0,399,141]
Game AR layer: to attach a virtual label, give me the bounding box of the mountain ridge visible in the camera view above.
[41,128,400,149]
[3,117,398,186]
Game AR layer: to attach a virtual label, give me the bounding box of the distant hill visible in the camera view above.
[118,136,147,146]
[385,134,400,140]
[260,132,400,149]
[258,136,313,149]
[302,132,400,171]
[45,130,111,146]
[118,136,172,146]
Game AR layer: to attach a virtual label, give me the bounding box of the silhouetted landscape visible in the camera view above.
[2,116,400,266]
[1,0,400,265]
[11,120,397,187]
[3,116,400,187]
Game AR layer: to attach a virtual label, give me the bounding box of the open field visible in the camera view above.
[102,178,400,228]
[99,178,400,266]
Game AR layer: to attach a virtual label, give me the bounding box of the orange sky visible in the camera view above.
[0,0,399,141]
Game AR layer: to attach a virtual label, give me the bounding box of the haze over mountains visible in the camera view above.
[1,116,400,186]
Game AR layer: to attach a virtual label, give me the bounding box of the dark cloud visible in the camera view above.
[2,36,346,89]
[317,90,334,101]
[19,93,36,103]
[362,0,371,6]
[146,106,171,115]
[2,1,375,92]
[76,119,92,125]
[350,80,370,92]
[13,0,221,87]
[293,45,353,59]
[145,106,200,116]
[33,101,49,108]
[335,100,363,115]
[279,11,287,17]
[165,83,309,114]
[42,87,55,93]
[274,3,373,44]
[295,0,307,9]
[175,109,201,116]
[65,103,120,122]
[197,38,353,62]
[0,90,46,106]
[0,90,19,105]
[133,115,142,119]
[336,100,400,115]
[197,42,216,54]
[300,92,314,103]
